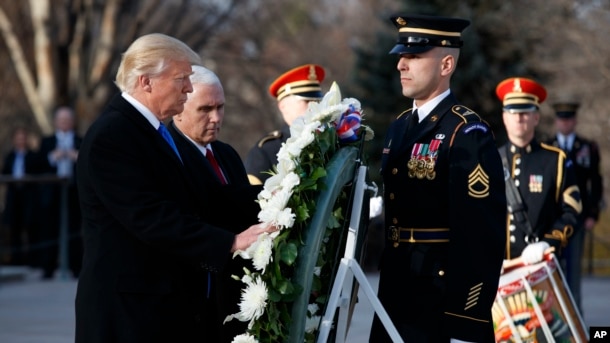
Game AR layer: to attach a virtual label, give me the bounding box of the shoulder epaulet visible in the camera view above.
[451,105,483,123]
[257,130,283,148]
[396,108,413,119]
[540,142,567,158]
[449,105,491,146]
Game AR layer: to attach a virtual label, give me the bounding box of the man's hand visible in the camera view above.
[369,196,383,219]
[231,223,277,253]
[521,241,550,265]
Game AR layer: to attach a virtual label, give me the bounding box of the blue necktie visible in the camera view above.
[158,123,182,163]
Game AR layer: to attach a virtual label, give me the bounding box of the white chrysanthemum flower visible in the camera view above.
[251,234,273,272]
[280,171,300,190]
[277,157,296,175]
[269,187,292,212]
[275,207,296,229]
[257,206,280,225]
[262,183,282,201]
[237,276,268,327]
[276,143,294,163]
[231,333,259,343]
[257,188,273,205]
[294,128,316,150]
[305,315,322,333]
[258,204,295,229]
[308,303,319,316]
[290,116,307,138]
[342,97,361,109]
[284,139,305,158]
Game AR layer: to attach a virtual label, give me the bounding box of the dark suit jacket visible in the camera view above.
[168,121,262,342]
[546,134,603,222]
[37,132,82,176]
[1,149,39,228]
[75,93,236,343]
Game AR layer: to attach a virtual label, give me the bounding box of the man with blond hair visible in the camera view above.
[75,33,274,343]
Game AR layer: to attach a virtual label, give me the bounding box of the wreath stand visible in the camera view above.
[316,164,404,343]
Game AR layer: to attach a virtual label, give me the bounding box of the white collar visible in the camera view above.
[412,89,451,122]
[122,92,161,129]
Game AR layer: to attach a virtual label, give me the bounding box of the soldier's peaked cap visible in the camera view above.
[388,14,470,55]
[553,102,579,118]
[268,64,325,102]
[496,77,547,113]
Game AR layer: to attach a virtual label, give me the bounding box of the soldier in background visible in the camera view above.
[496,77,581,265]
[546,102,603,310]
[244,64,325,185]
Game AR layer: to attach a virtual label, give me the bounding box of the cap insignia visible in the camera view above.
[396,17,407,26]
[512,79,522,93]
[308,65,318,81]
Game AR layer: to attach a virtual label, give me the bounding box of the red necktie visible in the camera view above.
[206,148,227,184]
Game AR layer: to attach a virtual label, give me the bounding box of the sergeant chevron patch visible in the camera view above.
[468,164,490,198]
[563,185,583,214]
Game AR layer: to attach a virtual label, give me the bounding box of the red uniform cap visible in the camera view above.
[496,77,547,113]
[268,64,325,101]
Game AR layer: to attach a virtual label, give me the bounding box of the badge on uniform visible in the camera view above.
[408,139,441,179]
[575,145,591,167]
[468,164,490,198]
[529,174,543,193]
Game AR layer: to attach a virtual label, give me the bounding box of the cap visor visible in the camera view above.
[504,105,538,113]
[389,44,433,55]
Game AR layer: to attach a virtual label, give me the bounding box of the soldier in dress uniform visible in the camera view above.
[244,64,325,185]
[545,102,602,310]
[496,78,582,266]
[370,14,507,343]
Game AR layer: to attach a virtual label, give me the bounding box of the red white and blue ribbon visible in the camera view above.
[336,104,362,143]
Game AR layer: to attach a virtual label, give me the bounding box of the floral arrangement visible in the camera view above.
[225,82,373,343]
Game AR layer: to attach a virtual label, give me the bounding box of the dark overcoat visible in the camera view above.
[168,121,262,342]
[75,93,235,343]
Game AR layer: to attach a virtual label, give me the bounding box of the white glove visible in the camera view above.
[369,196,383,219]
[521,241,550,265]
[450,339,475,343]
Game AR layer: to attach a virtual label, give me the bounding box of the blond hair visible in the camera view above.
[115,33,201,94]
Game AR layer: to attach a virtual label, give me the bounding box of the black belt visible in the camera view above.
[387,227,450,247]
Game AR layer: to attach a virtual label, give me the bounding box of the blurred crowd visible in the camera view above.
[0,106,82,280]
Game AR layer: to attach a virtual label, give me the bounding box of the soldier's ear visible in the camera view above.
[440,54,455,76]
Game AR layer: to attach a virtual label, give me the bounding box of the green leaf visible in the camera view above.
[279,241,298,265]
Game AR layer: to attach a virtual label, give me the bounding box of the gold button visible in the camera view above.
[392,168,398,175]
[389,193,395,200]
[438,270,445,276]
[393,242,399,248]
[392,218,398,224]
